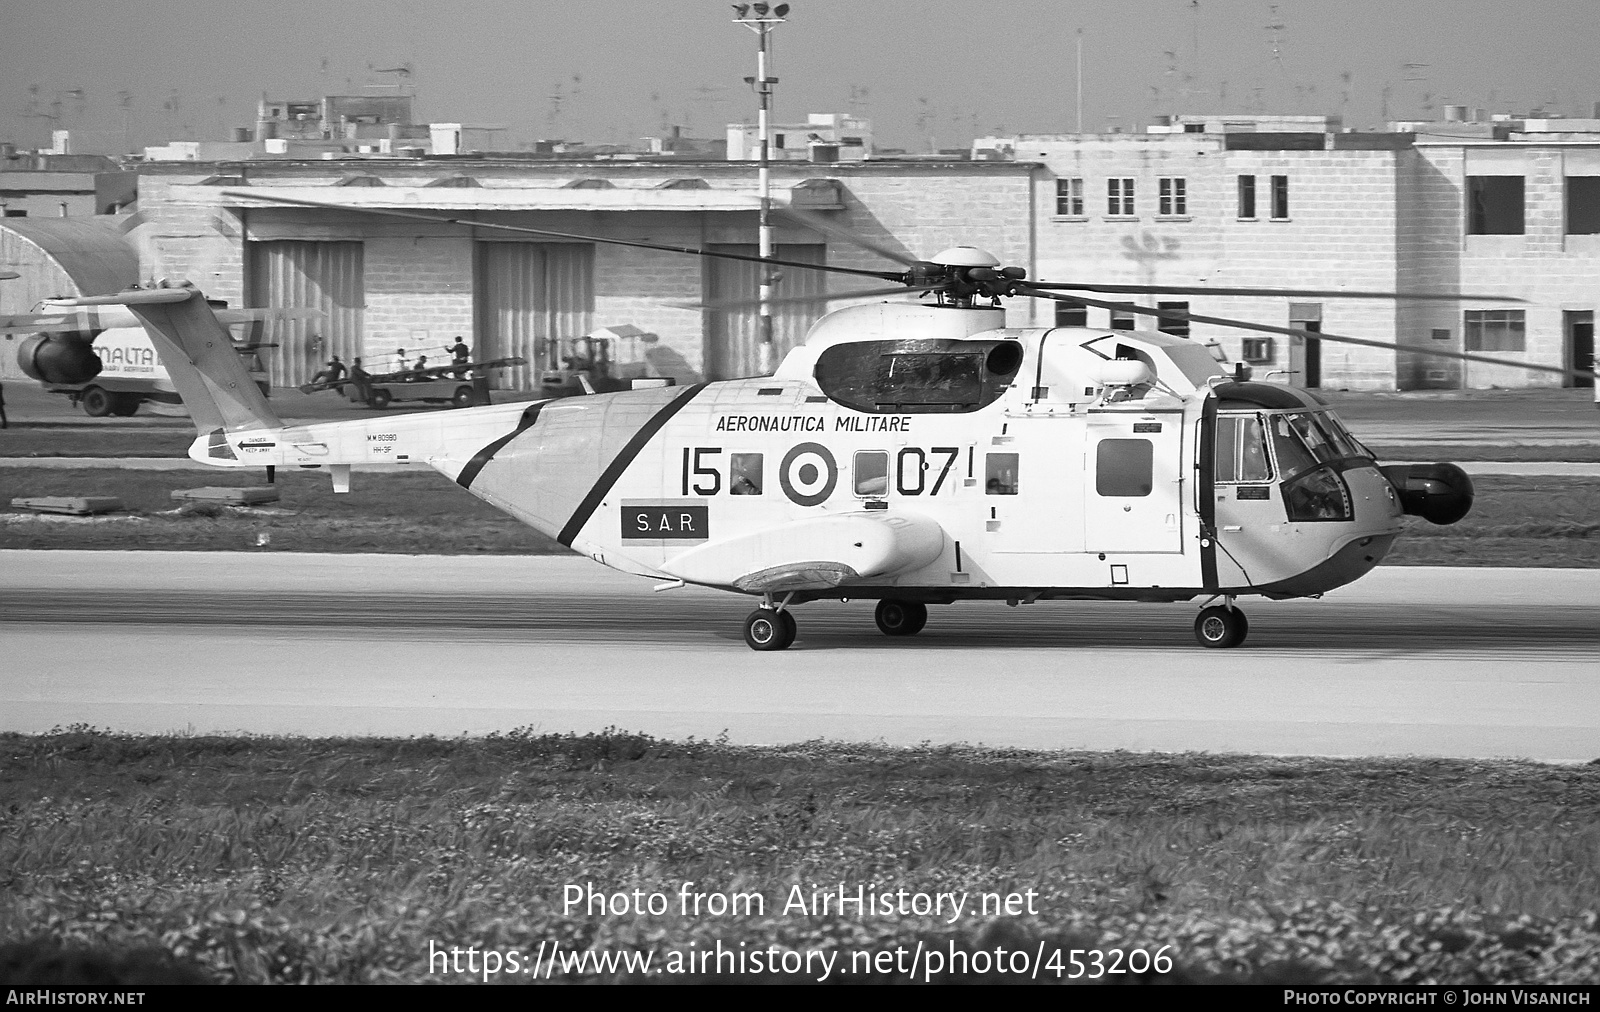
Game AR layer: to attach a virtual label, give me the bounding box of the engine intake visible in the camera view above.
[1380,463,1473,525]
[17,333,102,385]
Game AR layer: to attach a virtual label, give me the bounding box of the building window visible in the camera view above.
[1467,176,1524,235]
[1237,175,1256,218]
[1054,303,1088,327]
[1567,177,1600,234]
[1107,177,1135,216]
[1464,310,1525,352]
[1430,329,1451,342]
[1270,175,1289,219]
[1183,123,1206,133]
[1110,307,1137,330]
[773,133,786,149]
[1055,177,1084,216]
[1158,177,1187,216]
[1157,301,1190,337]
[1242,337,1275,363]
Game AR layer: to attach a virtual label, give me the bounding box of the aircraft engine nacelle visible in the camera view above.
[16,333,103,385]
[1380,463,1473,526]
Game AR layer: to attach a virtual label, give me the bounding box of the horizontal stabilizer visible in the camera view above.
[659,511,945,592]
[60,289,193,306]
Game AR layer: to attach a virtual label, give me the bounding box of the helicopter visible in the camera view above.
[52,194,1594,650]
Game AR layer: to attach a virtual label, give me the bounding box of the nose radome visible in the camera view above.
[1380,463,1474,526]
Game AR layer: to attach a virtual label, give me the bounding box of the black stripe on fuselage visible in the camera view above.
[1198,395,1219,590]
[457,401,547,490]
[557,383,708,547]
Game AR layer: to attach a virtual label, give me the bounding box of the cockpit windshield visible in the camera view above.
[1267,411,1373,479]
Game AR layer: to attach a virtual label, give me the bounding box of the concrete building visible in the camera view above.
[998,114,1600,390]
[127,157,1029,389]
[0,149,137,219]
[143,94,443,161]
[726,113,872,162]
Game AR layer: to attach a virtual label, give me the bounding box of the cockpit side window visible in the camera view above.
[1216,413,1273,483]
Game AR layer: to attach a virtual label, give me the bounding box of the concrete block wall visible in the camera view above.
[1028,136,1404,389]
[1416,143,1600,389]
[1214,149,1401,389]
[129,176,247,308]
[363,235,472,370]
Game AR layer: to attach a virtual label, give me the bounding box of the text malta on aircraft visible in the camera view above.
[55,194,1592,650]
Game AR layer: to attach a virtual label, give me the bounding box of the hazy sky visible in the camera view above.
[3,0,1598,153]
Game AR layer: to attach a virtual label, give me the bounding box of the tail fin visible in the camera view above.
[60,283,283,434]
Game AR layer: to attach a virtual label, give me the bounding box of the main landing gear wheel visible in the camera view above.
[874,599,928,637]
[80,386,113,417]
[1194,605,1249,649]
[743,608,796,651]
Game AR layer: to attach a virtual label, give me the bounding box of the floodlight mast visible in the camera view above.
[732,2,790,373]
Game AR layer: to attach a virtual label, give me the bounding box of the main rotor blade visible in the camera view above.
[771,203,923,268]
[1026,281,1524,303]
[1023,289,1597,382]
[221,191,907,283]
[668,283,942,312]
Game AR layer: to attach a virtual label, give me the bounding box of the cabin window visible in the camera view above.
[854,451,889,496]
[730,452,763,495]
[1096,439,1153,497]
[986,453,1019,495]
[813,338,1022,414]
[1215,415,1272,483]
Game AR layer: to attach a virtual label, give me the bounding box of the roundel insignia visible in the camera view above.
[779,442,837,507]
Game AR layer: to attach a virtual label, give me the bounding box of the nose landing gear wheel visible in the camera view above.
[874,599,928,637]
[1194,605,1248,648]
[744,608,796,651]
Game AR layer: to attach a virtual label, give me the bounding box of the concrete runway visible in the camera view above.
[2,551,1596,761]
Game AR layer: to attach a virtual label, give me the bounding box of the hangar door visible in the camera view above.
[475,242,594,390]
[704,244,826,379]
[247,241,365,387]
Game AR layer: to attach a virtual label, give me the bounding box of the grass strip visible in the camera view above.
[1,729,1597,984]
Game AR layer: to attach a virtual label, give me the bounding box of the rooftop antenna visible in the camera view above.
[1074,28,1083,132]
[1265,6,1285,67]
[1404,63,1430,119]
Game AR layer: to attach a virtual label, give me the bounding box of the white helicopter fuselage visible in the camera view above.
[197,302,1405,606]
